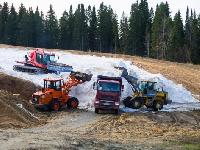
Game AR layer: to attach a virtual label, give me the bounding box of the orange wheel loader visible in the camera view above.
[30,72,92,111]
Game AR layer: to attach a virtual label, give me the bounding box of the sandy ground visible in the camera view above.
[0,110,200,149]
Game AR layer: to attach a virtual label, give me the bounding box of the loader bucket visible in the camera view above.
[70,71,93,82]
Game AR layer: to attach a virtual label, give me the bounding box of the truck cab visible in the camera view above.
[93,75,123,114]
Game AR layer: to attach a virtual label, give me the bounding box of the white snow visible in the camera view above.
[0,48,199,112]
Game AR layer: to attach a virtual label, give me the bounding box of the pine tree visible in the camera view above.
[112,13,119,53]
[169,11,185,62]
[5,4,17,45]
[26,7,35,46]
[45,4,59,48]
[119,12,129,54]
[72,4,88,51]
[151,2,172,59]
[190,12,200,64]
[128,0,150,56]
[97,3,114,52]
[184,6,192,62]
[88,6,97,51]
[128,2,140,55]
[34,7,45,47]
[59,10,69,49]
[0,2,9,43]
[17,4,29,46]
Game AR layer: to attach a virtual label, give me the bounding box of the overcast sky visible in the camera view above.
[1,0,200,21]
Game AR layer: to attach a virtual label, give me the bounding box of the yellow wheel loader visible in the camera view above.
[119,67,171,111]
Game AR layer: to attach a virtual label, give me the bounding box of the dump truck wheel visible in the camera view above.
[114,109,119,115]
[131,97,142,109]
[123,96,132,107]
[153,101,163,111]
[95,108,99,114]
[67,97,79,109]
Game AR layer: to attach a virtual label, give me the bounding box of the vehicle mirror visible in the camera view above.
[93,82,97,90]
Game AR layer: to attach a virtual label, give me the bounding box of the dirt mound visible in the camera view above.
[0,72,42,129]
[84,112,200,144]
[0,90,39,129]
[0,72,39,100]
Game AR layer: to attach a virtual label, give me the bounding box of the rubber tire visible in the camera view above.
[123,96,132,108]
[67,97,79,109]
[51,99,60,111]
[114,109,119,115]
[131,98,143,109]
[95,108,99,114]
[153,101,163,111]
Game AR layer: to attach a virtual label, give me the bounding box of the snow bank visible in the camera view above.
[0,48,199,111]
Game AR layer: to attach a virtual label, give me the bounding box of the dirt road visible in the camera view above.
[0,110,200,150]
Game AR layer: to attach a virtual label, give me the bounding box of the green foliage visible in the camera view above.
[168,11,185,62]
[0,2,199,64]
[88,6,97,51]
[151,2,172,59]
[128,0,150,56]
[5,4,17,45]
[0,2,9,43]
[119,12,129,53]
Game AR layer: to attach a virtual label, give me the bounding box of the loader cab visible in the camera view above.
[44,78,63,91]
[139,81,157,96]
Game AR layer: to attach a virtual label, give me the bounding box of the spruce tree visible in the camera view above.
[5,4,17,45]
[72,4,88,51]
[190,12,200,64]
[0,2,9,43]
[119,12,129,54]
[185,7,192,60]
[45,4,59,48]
[88,6,97,51]
[151,2,172,59]
[128,0,150,56]
[34,7,45,47]
[97,3,114,52]
[169,11,185,62]
[17,4,29,46]
[59,10,69,49]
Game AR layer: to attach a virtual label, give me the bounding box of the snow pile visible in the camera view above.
[0,48,199,111]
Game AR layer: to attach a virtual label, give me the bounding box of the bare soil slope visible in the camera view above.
[0,73,43,129]
[0,72,39,100]
[0,90,39,129]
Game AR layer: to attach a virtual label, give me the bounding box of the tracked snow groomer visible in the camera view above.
[31,71,92,111]
[13,48,73,74]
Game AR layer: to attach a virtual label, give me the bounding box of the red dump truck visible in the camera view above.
[93,75,123,114]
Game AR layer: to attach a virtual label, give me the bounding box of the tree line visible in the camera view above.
[0,1,200,64]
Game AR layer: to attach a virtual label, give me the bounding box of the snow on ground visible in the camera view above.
[0,48,199,112]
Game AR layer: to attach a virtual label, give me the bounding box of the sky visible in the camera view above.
[1,0,200,21]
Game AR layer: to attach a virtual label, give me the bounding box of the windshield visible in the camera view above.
[98,82,121,92]
[43,54,55,64]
